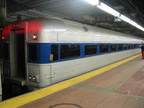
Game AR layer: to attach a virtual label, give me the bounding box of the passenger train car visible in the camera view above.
[1,17,142,92]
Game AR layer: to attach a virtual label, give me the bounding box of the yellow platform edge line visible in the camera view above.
[0,54,141,108]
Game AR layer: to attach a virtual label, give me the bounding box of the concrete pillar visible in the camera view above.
[0,0,6,101]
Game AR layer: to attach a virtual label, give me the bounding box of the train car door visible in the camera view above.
[2,29,27,100]
[9,30,26,85]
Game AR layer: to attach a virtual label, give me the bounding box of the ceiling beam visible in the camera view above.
[7,0,29,13]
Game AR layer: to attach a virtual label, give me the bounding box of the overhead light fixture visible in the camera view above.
[84,0,144,32]
[84,0,99,5]
[130,21,139,27]
[119,14,131,23]
[97,2,119,17]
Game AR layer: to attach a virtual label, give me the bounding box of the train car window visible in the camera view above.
[128,44,131,49]
[28,45,37,61]
[85,45,97,55]
[110,44,116,52]
[100,44,108,54]
[51,45,58,61]
[3,43,9,59]
[134,44,137,48]
[60,44,80,59]
[124,44,127,50]
[131,44,134,49]
[118,44,123,51]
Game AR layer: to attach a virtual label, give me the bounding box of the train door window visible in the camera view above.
[51,44,58,61]
[28,45,37,61]
[60,44,80,59]
[128,44,131,49]
[3,43,9,59]
[124,44,127,50]
[100,44,108,54]
[85,45,97,55]
[110,44,116,52]
[118,44,123,51]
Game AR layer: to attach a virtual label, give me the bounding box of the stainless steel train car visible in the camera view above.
[1,17,142,92]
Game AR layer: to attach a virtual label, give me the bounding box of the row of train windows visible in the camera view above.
[51,44,138,61]
[2,43,139,61]
[28,44,139,61]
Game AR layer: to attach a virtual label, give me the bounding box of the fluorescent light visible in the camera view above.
[119,14,131,23]
[84,0,99,5]
[130,20,144,31]
[130,20,138,27]
[97,2,119,17]
[84,0,144,32]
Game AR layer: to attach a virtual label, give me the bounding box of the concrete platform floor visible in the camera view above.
[18,56,144,108]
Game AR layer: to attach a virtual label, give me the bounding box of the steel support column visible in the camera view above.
[0,0,6,102]
[0,0,6,26]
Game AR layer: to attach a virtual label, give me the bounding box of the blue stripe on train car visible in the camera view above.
[27,43,140,64]
[28,43,50,63]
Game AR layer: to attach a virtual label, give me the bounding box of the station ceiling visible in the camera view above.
[6,0,144,38]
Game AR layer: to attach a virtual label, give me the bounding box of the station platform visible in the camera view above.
[1,54,144,108]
